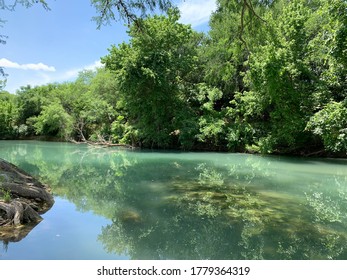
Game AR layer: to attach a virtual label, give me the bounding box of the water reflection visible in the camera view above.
[0,141,347,259]
[0,222,41,248]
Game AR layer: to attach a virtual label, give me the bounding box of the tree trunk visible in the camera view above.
[0,200,42,226]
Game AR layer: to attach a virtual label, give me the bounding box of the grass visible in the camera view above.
[0,175,11,203]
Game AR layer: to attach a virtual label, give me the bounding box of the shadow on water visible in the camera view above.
[0,140,347,259]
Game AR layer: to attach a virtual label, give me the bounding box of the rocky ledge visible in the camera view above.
[0,158,54,242]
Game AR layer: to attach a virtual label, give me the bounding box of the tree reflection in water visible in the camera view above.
[1,141,347,259]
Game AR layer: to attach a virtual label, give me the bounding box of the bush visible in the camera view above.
[306,101,347,153]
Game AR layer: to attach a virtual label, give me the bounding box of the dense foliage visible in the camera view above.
[1,0,346,156]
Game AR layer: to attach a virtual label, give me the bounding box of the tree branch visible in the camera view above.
[245,0,267,23]
[239,0,267,49]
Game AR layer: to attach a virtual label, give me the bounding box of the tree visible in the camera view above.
[240,0,316,153]
[91,0,173,27]
[202,0,347,155]
[0,0,48,10]
[15,84,54,137]
[1,0,346,156]
[7,69,121,142]
[241,0,347,154]
[102,9,202,148]
[197,0,273,151]
[0,91,17,138]
[29,102,74,139]
[70,72,116,142]
[306,101,347,154]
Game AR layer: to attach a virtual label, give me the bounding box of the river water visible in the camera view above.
[0,140,346,260]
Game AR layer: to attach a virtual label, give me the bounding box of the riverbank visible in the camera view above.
[2,137,346,158]
[0,158,54,242]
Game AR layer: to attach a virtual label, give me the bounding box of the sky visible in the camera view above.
[0,0,217,93]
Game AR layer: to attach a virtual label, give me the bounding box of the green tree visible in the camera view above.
[29,101,74,139]
[240,0,315,153]
[306,101,347,154]
[207,0,347,155]
[304,0,347,154]
[0,91,17,138]
[102,9,201,148]
[195,0,274,151]
[193,83,228,150]
[11,69,120,142]
[66,70,117,142]
[16,84,55,135]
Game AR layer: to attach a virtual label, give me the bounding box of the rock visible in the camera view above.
[0,158,54,241]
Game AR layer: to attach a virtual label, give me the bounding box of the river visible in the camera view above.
[0,140,346,260]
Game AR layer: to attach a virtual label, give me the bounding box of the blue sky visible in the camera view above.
[1,0,216,93]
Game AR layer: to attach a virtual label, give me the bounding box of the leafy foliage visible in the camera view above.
[102,9,201,148]
[29,102,74,139]
[0,0,49,11]
[1,0,346,156]
[306,101,347,153]
[0,91,17,138]
[91,0,173,27]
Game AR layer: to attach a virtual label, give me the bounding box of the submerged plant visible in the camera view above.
[305,192,342,223]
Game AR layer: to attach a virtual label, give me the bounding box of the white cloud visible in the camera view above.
[0,58,56,72]
[3,60,104,93]
[178,0,217,27]
[32,60,103,87]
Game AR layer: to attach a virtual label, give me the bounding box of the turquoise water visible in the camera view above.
[0,140,347,260]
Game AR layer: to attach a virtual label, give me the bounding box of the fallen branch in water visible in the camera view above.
[68,135,135,149]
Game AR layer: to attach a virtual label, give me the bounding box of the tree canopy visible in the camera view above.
[1,0,346,156]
